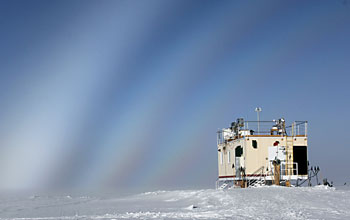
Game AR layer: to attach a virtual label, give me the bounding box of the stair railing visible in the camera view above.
[247,166,265,187]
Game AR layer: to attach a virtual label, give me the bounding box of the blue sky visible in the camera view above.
[0,0,349,191]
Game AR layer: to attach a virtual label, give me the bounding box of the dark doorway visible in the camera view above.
[293,146,307,175]
[235,146,243,157]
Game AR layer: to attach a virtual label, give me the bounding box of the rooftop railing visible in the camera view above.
[243,120,307,136]
[217,120,307,145]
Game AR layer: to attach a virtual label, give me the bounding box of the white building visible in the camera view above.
[216,118,308,188]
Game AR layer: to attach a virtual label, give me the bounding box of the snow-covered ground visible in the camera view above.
[0,186,349,220]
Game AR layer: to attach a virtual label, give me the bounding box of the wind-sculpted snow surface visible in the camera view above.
[0,186,349,220]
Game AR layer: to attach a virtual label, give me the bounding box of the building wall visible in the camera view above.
[218,139,243,177]
[218,136,308,177]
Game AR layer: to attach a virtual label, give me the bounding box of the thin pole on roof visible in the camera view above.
[255,107,262,134]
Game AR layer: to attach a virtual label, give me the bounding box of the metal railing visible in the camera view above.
[281,162,298,176]
[267,162,299,177]
[285,121,308,136]
[217,121,308,144]
[217,128,235,145]
[247,166,266,187]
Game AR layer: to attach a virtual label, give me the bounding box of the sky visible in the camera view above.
[0,0,349,192]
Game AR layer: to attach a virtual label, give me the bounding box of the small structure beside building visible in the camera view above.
[216,117,308,188]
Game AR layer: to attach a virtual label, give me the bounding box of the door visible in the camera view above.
[293,146,307,175]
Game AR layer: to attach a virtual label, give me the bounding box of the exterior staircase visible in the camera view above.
[248,166,266,187]
[218,183,229,189]
[249,178,266,187]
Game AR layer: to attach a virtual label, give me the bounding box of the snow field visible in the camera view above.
[0,186,349,220]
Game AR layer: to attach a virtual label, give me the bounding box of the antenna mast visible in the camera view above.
[255,107,262,134]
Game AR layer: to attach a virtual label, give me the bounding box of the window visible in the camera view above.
[235,146,243,157]
[252,140,258,149]
[228,151,230,163]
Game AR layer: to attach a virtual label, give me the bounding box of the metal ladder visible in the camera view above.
[285,123,294,176]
